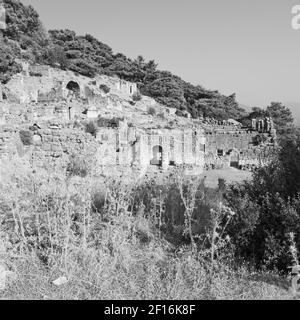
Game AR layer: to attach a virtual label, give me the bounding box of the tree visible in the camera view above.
[0,42,22,83]
[225,137,300,271]
[143,77,186,109]
[266,102,294,134]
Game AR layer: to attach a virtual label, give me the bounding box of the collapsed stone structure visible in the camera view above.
[0,63,277,177]
[204,125,276,170]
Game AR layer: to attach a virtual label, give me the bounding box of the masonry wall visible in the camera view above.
[0,121,206,178]
[95,127,205,175]
[204,128,276,169]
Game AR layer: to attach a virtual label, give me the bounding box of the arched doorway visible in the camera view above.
[66,81,80,98]
[151,145,163,166]
[229,150,239,168]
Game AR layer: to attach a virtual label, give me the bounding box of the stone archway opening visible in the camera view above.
[151,145,163,166]
[66,81,80,98]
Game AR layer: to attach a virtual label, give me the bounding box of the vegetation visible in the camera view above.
[132,91,142,102]
[147,106,157,116]
[1,0,246,120]
[19,130,33,146]
[241,102,295,137]
[85,121,98,137]
[1,0,300,300]
[0,158,293,300]
[66,155,88,178]
[225,135,300,272]
[99,84,110,94]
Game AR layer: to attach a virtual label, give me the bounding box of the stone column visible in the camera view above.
[162,134,169,171]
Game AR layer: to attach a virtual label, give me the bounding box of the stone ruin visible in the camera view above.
[0,3,6,31]
[0,63,277,178]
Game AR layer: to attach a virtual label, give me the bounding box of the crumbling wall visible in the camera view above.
[30,125,98,171]
[204,128,276,169]
[94,125,206,176]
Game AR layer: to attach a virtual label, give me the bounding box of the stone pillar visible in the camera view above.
[162,134,169,171]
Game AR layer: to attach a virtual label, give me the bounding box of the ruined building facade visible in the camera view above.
[0,64,277,177]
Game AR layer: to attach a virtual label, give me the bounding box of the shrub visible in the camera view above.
[0,160,293,300]
[85,121,98,137]
[157,112,165,119]
[132,91,142,102]
[147,106,156,116]
[19,130,33,146]
[99,84,110,94]
[176,110,184,117]
[66,156,88,177]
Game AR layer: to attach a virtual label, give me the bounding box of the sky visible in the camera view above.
[20,0,300,108]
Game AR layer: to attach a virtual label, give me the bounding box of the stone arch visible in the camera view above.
[66,81,80,98]
[151,145,163,166]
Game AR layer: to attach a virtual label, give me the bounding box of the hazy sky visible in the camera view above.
[20,0,300,108]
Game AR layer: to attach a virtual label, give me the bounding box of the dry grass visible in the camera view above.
[201,168,252,189]
[0,157,293,300]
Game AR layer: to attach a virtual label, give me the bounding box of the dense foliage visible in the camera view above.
[241,102,295,138]
[225,133,300,272]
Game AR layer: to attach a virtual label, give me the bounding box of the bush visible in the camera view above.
[66,156,88,177]
[0,43,22,84]
[0,160,293,300]
[147,106,156,116]
[99,84,110,94]
[85,121,98,137]
[19,130,33,146]
[224,138,300,272]
[157,112,165,119]
[132,91,142,102]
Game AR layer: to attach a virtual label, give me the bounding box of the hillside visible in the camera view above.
[1,0,300,301]
[0,0,246,120]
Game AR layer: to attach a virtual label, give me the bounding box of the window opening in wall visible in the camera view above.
[151,145,163,166]
[230,151,240,168]
[217,149,224,156]
[68,107,73,121]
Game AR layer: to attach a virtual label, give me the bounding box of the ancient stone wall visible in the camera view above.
[0,119,206,177]
[96,125,206,176]
[0,63,277,175]
[204,128,276,169]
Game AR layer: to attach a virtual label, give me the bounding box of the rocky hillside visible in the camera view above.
[0,0,246,120]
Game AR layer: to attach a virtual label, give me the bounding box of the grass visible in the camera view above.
[201,168,252,189]
[0,157,294,300]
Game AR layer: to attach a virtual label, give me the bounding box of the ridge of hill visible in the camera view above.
[0,0,246,121]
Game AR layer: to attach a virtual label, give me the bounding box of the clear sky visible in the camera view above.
[20,0,300,108]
